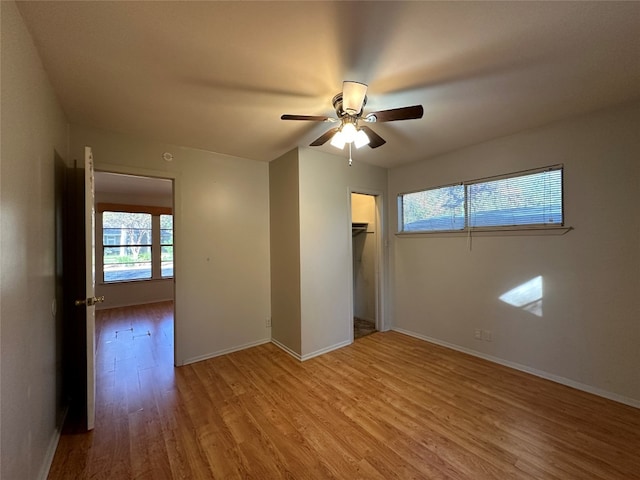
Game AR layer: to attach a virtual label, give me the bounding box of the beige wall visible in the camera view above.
[269,148,388,359]
[388,102,640,405]
[298,148,387,358]
[1,2,70,478]
[69,124,271,366]
[269,149,302,355]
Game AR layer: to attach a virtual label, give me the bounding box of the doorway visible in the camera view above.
[93,171,176,367]
[351,192,379,340]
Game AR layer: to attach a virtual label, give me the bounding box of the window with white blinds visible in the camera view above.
[399,166,563,233]
[401,184,465,232]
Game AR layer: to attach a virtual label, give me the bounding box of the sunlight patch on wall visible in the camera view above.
[499,276,543,317]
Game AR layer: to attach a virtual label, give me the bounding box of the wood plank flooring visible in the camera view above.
[49,301,640,479]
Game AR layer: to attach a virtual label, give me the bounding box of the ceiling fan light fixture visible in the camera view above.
[282,80,423,153]
[354,129,370,149]
[341,122,357,143]
[342,81,368,115]
[330,130,346,149]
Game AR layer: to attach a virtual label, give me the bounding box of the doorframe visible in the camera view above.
[348,188,387,341]
[94,163,180,365]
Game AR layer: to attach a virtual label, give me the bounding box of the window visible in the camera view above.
[103,212,152,282]
[99,205,173,283]
[401,184,465,232]
[399,166,563,233]
[160,214,173,278]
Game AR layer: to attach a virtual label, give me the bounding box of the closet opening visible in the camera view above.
[351,192,380,340]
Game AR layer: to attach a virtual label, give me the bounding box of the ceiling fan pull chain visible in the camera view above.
[348,142,353,166]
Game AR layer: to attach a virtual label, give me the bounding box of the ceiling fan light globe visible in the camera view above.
[342,81,368,115]
[354,129,370,149]
[341,123,357,143]
[330,131,346,149]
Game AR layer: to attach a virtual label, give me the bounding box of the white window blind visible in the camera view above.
[399,166,563,233]
[468,168,563,228]
[401,184,465,232]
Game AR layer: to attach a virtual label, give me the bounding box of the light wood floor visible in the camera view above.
[49,301,640,479]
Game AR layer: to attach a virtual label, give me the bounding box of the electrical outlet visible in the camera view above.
[483,330,492,342]
[266,317,271,328]
[474,329,482,340]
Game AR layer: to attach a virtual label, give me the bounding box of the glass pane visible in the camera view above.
[103,245,152,282]
[160,229,173,245]
[160,215,173,245]
[161,246,173,278]
[102,212,152,246]
[401,185,465,232]
[160,214,173,229]
[103,245,151,263]
[104,265,152,282]
[468,169,562,227]
[161,245,173,260]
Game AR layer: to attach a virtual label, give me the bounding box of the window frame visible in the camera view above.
[102,213,153,282]
[159,213,174,279]
[397,165,567,236]
[97,203,173,284]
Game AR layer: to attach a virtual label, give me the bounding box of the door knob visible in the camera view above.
[75,296,105,307]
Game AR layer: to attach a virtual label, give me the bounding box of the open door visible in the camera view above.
[63,146,102,430]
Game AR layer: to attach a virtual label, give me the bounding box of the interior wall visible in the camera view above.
[0,2,70,479]
[269,149,302,356]
[298,148,387,358]
[388,101,640,405]
[69,124,271,366]
[351,193,377,323]
[94,186,174,310]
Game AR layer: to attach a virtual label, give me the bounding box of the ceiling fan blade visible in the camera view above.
[310,127,340,146]
[281,114,332,122]
[360,126,386,149]
[366,105,424,123]
[342,81,368,115]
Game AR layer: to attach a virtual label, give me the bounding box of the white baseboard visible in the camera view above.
[271,338,352,362]
[271,338,302,361]
[392,327,640,409]
[38,406,68,480]
[301,340,351,361]
[182,338,271,365]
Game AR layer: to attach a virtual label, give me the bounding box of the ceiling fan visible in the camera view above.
[281,81,423,162]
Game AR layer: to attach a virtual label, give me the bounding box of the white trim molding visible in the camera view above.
[271,338,352,362]
[271,338,302,361]
[38,406,68,480]
[393,327,640,409]
[182,338,270,366]
[301,340,351,361]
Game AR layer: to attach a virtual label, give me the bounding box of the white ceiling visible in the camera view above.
[17,1,640,168]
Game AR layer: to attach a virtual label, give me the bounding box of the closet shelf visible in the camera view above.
[352,223,368,236]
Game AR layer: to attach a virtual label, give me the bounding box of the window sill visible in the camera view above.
[396,225,573,238]
[100,277,173,286]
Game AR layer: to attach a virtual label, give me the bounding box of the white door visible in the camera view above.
[83,145,97,430]
[67,146,102,431]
